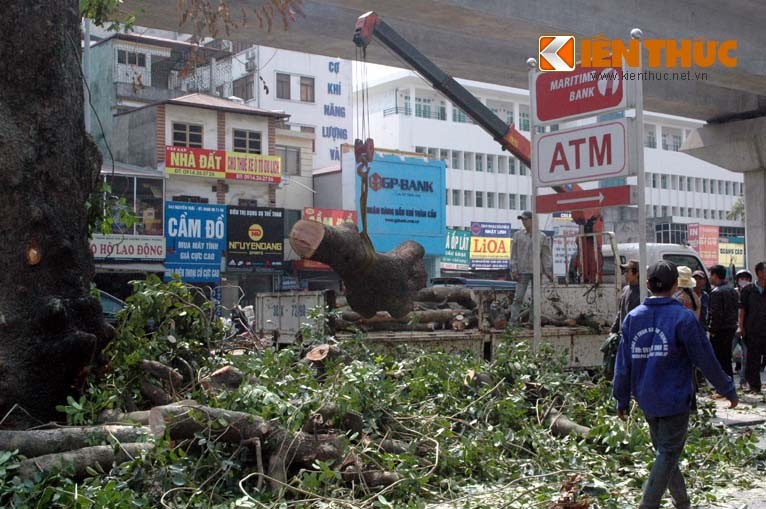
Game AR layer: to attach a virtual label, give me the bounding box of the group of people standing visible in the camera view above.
[610,258,766,508]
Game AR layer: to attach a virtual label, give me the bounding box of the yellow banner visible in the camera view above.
[718,242,745,268]
[469,236,511,260]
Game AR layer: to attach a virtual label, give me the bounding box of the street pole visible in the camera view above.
[632,28,648,301]
[527,57,542,352]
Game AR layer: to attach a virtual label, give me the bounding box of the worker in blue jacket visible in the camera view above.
[613,260,738,509]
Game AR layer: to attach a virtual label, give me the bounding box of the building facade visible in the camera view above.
[358,67,746,270]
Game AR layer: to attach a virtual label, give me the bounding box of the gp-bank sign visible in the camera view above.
[350,152,445,255]
[538,35,737,72]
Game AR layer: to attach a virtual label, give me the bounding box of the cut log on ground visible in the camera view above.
[141,360,184,388]
[546,410,591,438]
[415,287,476,309]
[18,443,153,481]
[289,220,426,318]
[0,425,150,458]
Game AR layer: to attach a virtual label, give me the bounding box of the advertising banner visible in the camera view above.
[552,226,580,276]
[90,234,165,261]
[164,202,226,282]
[302,207,358,270]
[165,146,281,183]
[226,207,284,269]
[718,241,745,271]
[352,153,445,255]
[442,228,471,270]
[469,222,511,270]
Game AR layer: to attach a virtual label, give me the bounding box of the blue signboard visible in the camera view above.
[355,153,446,255]
[164,202,226,282]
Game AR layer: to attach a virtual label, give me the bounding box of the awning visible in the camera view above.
[95,262,165,273]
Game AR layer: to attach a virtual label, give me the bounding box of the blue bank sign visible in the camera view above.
[164,202,226,282]
[356,153,446,255]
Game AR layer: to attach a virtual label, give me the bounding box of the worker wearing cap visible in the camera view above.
[614,260,737,509]
[510,210,553,325]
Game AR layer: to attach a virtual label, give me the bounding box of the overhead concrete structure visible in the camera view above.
[123,0,765,122]
[121,0,766,265]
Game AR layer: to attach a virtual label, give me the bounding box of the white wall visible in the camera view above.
[230,46,352,171]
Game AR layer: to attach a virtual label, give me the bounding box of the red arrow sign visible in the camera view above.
[536,185,635,214]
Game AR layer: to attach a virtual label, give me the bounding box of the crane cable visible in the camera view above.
[354,46,376,269]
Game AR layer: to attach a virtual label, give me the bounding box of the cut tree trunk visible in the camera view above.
[289,220,426,318]
[0,0,111,428]
[18,443,153,481]
[0,425,150,458]
[415,287,476,309]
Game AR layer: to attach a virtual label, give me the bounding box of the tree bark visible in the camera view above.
[0,425,150,458]
[18,443,153,481]
[289,220,426,318]
[0,0,111,428]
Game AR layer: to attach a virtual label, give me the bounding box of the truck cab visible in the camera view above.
[603,243,710,290]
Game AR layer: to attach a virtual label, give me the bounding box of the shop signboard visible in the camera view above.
[226,207,284,269]
[552,225,580,276]
[469,222,511,270]
[718,240,745,271]
[165,146,281,183]
[442,228,471,270]
[164,202,225,282]
[90,234,165,261]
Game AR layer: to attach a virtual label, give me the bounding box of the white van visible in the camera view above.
[603,243,709,289]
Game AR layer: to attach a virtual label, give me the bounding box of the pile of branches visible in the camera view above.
[0,278,759,508]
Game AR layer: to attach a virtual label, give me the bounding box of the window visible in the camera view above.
[652,173,659,188]
[117,49,146,67]
[536,125,546,134]
[661,174,668,189]
[717,180,724,194]
[476,191,484,208]
[725,181,731,195]
[276,73,291,99]
[300,76,315,102]
[509,193,517,209]
[703,179,708,193]
[671,134,682,151]
[644,125,657,148]
[661,206,668,216]
[464,190,473,207]
[276,145,300,176]
[687,178,693,191]
[415,97,432,118]
[103,176,163,236]
[437,101,447,121]
[486,156,494,173]
[679,176,685,190]
[452,189,460,206]
[498,193,506,209]
[509,158,516,175]
[446,188,450,205]
[520,195,527,210]
[487,192,495,208]
[464,153,471,170]
[695,208,701,218]
[136,178,163,235]
[653,205,660,217]
[672,206,677,216]
[519,111,530,131]
[452,104,467,123]
[687,207,692,217]
[172,122,203,148]
[233,129,262,154]
[233,74,254,101]
[452,151,460,169]
[475,154,483,172]
[671,175,677,190]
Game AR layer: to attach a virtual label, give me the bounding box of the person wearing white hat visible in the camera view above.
[673,266,701,321]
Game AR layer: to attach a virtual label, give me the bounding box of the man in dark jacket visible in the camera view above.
[739,261,766,393]
[708,264,739,377]
[610,259,641,334]
[614,260,737,509]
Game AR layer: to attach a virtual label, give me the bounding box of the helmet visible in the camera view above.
[735,269,753,281]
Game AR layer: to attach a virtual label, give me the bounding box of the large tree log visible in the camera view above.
[415,287,477,309]
[0,0,112,429]
[18,443,153,481]
[0,425,150,458]
[289,220,426,318]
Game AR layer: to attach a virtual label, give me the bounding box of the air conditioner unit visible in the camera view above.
[245,60,256,73]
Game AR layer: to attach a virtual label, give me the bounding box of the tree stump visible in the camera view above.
[289,220,426,318]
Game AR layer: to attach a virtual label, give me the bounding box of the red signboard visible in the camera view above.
[300,208,358,270]
[165,146,281,183]
[687,224,719,268]
[535,65,625,123]
[536,185,635,214]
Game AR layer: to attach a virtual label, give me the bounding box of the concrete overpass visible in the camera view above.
[122,0,766,265]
